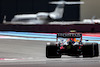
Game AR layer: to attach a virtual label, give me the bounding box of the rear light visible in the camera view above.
[79,46,81,49]
[79,45,83,49]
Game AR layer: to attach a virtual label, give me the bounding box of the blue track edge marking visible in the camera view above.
[0,31,100,44]
[0,37,100,44]
[0,32,56,38]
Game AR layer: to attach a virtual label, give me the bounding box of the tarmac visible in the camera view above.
[0,39,99,67]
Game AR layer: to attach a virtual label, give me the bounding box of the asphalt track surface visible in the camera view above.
[0,32,100,67]
[0,40,99,67]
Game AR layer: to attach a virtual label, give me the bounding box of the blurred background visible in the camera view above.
[0,0,99,32]
[80,0,100,20]
[0,0,80,23]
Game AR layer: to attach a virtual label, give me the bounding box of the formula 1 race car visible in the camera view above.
[46,33,99,58]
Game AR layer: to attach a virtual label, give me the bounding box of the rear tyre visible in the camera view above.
[46,42,61,58]
[93,43,99,57]
[83,43,99,57]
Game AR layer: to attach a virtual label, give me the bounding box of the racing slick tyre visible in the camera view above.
[46,42,61,58]
[83,43,94,57]
[83,43,99,57]
[93,43,99,57]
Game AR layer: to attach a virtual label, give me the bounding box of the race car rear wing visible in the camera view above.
[57,33,82,38]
